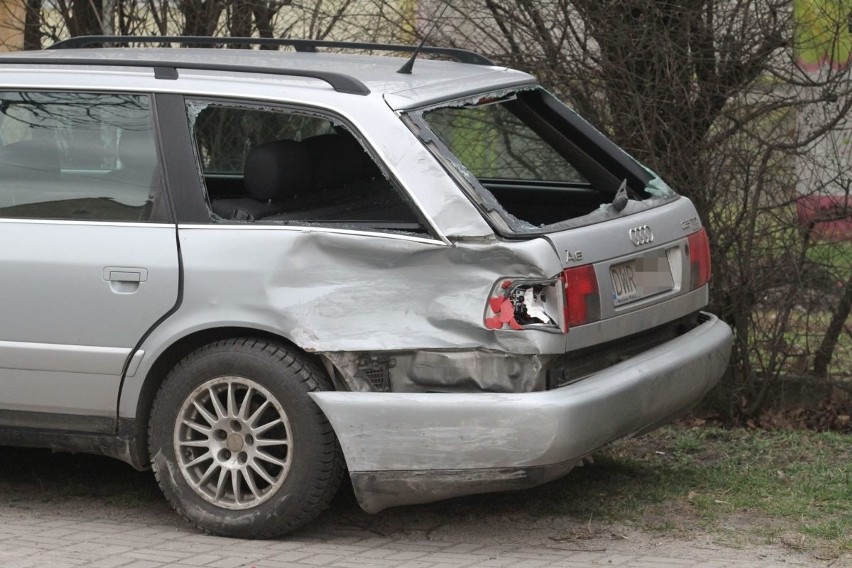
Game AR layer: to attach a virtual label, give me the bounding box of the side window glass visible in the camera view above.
[186,100,424,233]
[0,91,164,222]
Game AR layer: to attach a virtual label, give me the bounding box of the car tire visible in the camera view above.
[148,337,343,538]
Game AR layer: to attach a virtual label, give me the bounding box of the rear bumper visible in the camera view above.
[311,312,732,512]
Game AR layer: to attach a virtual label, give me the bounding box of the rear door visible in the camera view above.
[0,90,179,433]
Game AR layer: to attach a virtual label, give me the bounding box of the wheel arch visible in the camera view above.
[126,326,328,469]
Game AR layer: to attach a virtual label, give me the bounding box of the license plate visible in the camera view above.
[610,253,674,306]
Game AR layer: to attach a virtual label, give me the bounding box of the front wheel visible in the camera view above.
[148,338,343,538]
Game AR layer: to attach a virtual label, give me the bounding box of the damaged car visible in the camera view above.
[0,36,732,538]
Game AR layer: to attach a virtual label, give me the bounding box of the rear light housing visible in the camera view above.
[562,265,601,328]
[484,278,563,332]
[687,228,712,290]
[484,265,601,333]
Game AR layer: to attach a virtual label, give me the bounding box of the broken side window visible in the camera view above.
[185,99,426,233]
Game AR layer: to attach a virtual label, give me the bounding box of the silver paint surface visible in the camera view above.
[0,54,733,517]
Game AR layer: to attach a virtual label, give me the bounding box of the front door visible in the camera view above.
[0,90,179,432]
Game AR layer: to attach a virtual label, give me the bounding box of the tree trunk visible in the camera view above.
[23,0,40,50]
[813,273,852,377]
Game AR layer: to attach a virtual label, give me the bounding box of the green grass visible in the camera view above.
[411,426,851,558]
[544,427,852,554]
[807,240,852,276]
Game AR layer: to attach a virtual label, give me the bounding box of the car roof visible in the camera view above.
[0,48,537,109]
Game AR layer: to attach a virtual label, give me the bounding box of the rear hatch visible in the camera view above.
[403,86,712,358]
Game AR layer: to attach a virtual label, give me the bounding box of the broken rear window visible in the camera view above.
[413,88,674,234]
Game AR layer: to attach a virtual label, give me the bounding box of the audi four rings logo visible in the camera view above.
[629,225,654,246]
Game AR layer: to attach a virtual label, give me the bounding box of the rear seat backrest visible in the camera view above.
[0,138,61,179]
[295,133,382,211]
[211,139,311,220]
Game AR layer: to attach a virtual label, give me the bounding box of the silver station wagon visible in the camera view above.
[0,36,732,538]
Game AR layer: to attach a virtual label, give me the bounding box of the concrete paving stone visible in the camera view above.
[547,550,606,563]
[0,544,55,556]
[417,551,489,564]
[170,553,228,566]
[381,549,429,561]
[593,553,635,565]
[175,534,240,546]
[350,547,397,559]
[12,533,69,548]
[441,542,491,554]
[467,557,522,567]
[33,527,81,538]
[387,562,446,568]
[266,550,316,563]
[119,561,170,568]
[288,544,371,555]
[86,557,141,568]
[125,549,199,563]
[63,542,133,555]
[398,563,478,568]
[167,560,256,568]
[348,536,395,548]
[298,553,347,565]
[158,540,227,553]
[69,522,127,534]
[383,542,460,553]
[626,556,693,566]
[496,560,550,568]
[330,557,416,568]
[255,560,316,568]
[506,546,587,560]
[94,534,181,548]
[204,556,260,568]
[261,539,310,552]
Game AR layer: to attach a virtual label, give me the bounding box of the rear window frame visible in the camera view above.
[403,87,672,237]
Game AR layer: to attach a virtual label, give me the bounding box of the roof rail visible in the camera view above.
[47,35,495,66]
[0,55,371,95]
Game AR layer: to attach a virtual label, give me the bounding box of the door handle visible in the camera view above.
[103,267,148,294]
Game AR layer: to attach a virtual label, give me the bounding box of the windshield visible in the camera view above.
[412,88,675,234]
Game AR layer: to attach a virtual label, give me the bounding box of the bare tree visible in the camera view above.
[5,0,848,421]
[361,0,852,420]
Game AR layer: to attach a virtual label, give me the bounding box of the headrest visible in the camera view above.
[244,140,311,201]
[302,133,379,189]
[0,138,60,176]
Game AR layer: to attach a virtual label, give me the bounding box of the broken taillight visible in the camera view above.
[484,278,563,331]
[562,264,601,329]
[485,266,602,333]
[687,228,711,290]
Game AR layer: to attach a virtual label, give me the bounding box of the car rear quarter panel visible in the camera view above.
[118,226,565,417]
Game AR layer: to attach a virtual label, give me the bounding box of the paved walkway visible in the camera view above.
[0,510,837,568]
[0,447,844,568]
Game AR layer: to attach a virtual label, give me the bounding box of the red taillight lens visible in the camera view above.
[688,228,712,290]
[562,264,600,328]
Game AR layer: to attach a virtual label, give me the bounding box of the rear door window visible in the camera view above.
[186,99,426,234]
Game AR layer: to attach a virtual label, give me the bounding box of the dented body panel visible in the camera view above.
[312,313,732,512]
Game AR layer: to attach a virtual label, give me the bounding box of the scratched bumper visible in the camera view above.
[311,312,732,512]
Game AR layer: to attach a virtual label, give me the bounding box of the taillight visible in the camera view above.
[562,265,600,329]
[484,278,563,331]
[687,228,712,290]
